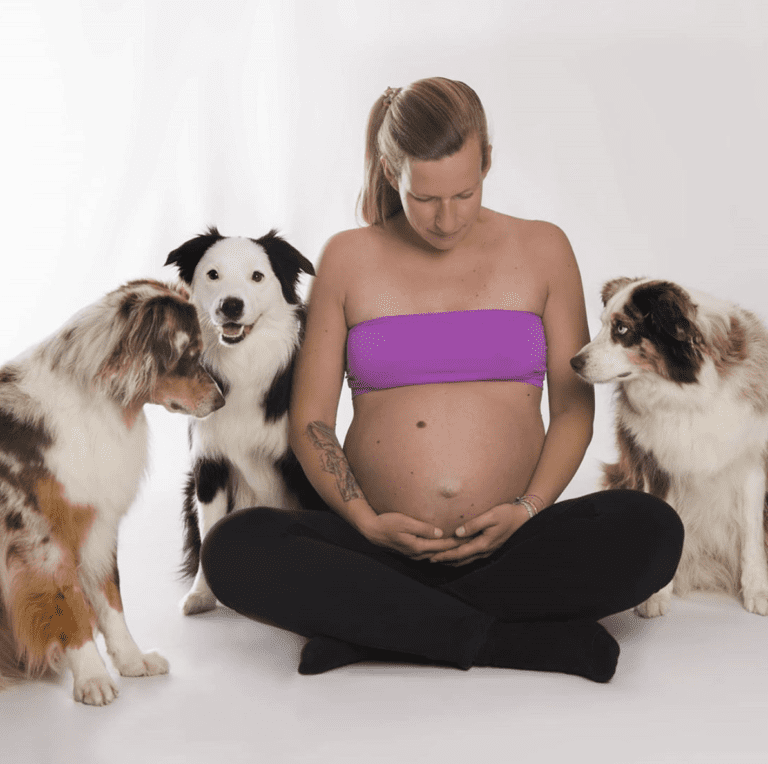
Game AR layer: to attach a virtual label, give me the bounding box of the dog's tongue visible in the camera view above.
[221,323,243,337]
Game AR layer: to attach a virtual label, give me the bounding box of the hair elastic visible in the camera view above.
[383,86,402,106]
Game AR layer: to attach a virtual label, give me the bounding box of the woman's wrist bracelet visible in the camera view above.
[513,497,537,519]
[519,493,544,512]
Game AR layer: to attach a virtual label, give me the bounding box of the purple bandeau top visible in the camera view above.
[346,309,547,397]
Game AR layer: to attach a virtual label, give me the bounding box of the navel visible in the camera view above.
[439,480,461,499]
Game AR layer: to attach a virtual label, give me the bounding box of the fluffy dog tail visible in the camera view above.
[179,472,202,580]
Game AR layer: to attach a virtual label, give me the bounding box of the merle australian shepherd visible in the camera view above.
[0,280,224,705]
[165,228,323,615]
[571,278,768,617]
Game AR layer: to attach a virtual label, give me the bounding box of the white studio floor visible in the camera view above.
[2,406,768,764]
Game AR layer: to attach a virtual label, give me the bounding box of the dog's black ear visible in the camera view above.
[633,281,700,343]
[631,281,704,383]
[601,277,641,306]
[165,227,224,284]
[255,230,316,305]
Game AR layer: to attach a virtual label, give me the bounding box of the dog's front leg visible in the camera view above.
[87,560,170,677]
[739,465,768,615]
[635,579,674,618]
[45,578,119,704]
[181,458,231,615]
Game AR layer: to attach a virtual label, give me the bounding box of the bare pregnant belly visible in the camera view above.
[344,381,545,537]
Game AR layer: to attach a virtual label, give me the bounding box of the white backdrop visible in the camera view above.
[2,0,767,449]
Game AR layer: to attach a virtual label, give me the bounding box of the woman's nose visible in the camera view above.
[435,200,456,231]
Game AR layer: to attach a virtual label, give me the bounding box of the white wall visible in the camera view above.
[2,0,766,462]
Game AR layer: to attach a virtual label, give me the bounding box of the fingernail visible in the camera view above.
[434,528,442,537]
[456,526,465,537]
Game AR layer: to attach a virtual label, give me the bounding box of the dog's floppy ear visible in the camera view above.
[100,294,198,402]
[255,230,316,305]
[630,280,704,383]
[601,277,640,306]
[165,226,224,284]
[632,281,700,343]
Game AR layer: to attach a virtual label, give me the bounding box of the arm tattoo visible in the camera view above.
[306,421,363,502]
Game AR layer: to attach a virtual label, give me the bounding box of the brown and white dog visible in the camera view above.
[571,278,768,617]
[0,280,224,704]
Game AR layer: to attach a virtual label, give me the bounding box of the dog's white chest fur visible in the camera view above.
[25,364,149,514]
[623,370,768,477]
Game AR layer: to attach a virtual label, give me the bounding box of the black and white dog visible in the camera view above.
[571,278,768,617]
[165,228,321,615]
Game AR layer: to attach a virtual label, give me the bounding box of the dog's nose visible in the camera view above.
[570,354,585,373]
[219,298,244,320]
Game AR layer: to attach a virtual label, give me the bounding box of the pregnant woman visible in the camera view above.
[201,77,683,682]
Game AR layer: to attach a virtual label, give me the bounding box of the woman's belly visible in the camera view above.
[344,381,545,537]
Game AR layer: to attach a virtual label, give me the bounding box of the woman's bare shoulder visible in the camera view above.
[490,212,565,241]
[502,216,575,266]
[317,225,385,272]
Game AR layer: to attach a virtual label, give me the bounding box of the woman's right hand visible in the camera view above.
[359,512,465,560]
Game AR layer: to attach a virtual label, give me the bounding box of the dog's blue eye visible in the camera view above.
[616,323,628,335]
[207,270,219,280]
[252,272,264,282]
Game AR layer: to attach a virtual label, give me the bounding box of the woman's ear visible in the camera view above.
[482,144,493,177]
[381,157,399,190]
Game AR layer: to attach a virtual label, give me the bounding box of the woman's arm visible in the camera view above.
[521,223,595,509]
[289,233,376,529]
[289,232,462,558]
[430,223,594,565]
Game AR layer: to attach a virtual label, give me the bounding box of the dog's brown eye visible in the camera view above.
[207,270,219,280]
[252,271,264,282]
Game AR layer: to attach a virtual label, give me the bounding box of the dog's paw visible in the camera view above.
[743,591,768,615]
[73,673,119,706]
[117,650,170,677]
[181,590,217,616]
[635,594,671,618]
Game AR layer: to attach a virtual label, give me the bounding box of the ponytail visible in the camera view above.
[357,94,403,225]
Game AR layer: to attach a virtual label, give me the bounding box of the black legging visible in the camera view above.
[201,489,683,670]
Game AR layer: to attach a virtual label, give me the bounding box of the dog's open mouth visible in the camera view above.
[219,322,254,345]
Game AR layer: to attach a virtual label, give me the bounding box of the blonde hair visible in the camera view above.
[358,77,491,226]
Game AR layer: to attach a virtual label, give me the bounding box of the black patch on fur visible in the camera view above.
[194,458,231,504]
[627,281,704,384]
[0,409,52,468]
[164,226,225,285]
[4,511,24,531]
[262,356,295,423]
[0,367,19,385]
[180,457,233,579]
[262,306,306,422]
[275,450,328,513]
[253,230,315,305]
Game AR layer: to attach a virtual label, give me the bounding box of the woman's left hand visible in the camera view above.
[428,502,531,566]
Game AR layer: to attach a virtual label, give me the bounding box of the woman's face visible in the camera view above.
[386,134,491,252]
